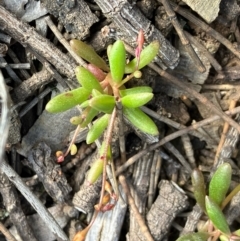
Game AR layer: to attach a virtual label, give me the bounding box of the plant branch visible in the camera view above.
[99,107,117,208]
[119,175,154,241]
[0,70,9,164]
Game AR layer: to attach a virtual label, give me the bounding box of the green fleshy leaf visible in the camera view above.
[92,89,102,97]
[79,100,89,108]
[125,40,160,73]
[45,87,90,113]
[75,66,103,93]
[209,163,232,206]
[80,107,98,128]
[86,114,109,144]
[119,86,152,97]
[121,93,153,108]
[89,95,115,114]
[87,141,112,184]
[108,40,126,83]
[205,196,231,234]
[99,141,112,160]
[176,232,209,241]
[70,39,109,71]
[87,158,103,184]
[123,107,159,136]
[191,169,206,212]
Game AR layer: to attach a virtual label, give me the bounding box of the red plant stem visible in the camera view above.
[64,124,81,157]
[98,107,117,209]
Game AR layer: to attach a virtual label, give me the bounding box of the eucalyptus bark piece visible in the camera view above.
[120,175,154,241]
[170,38,211,85]
[154,76,201,99]
[5,87,21,146]
[27,142,72,203]
[0,171,38,241]
[72,178,102,214]
[146,180,189,240]
[181,204,203,235]
[85,187,127,241]
[0,43,7,56]
[181,0,221,23]
[12,69,53,102]
[219,0,240,21]
[41,0,98,39]
[97,0,179,69]
[18,108,79,157]
[126,154,154,241]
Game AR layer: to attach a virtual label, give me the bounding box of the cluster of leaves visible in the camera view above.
[178,163,240,241]
[45,37,160,183]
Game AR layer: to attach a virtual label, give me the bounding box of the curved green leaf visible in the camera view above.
[176,232,209,241]
[92,89,102,97]
[45,87,90,113]
[121,93,153,108]
[191,169,206,212]
[80,107,98,128]
[119,86,152,97]
[75,66,103,93]
[205,196,230,234]
[70,39,109,71]
[99,141,112,160]
[79,100,89,108]
[87,158,103,184]
[89,95,115,114]
[125,40,160,73]
[123,107,158,136]
[108,40,126,83]
[209,163,232,206]
[86,114,109,144]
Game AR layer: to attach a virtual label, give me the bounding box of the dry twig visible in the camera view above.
[166,0,240,60]
[119,175,154,241]
[116,106,240,176]
[161,0,205,72]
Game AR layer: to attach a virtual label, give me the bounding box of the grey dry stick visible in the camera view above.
[166,0,240,60]
[116,106,240,176]
[161,0,206,72]
[0,6,76,79]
